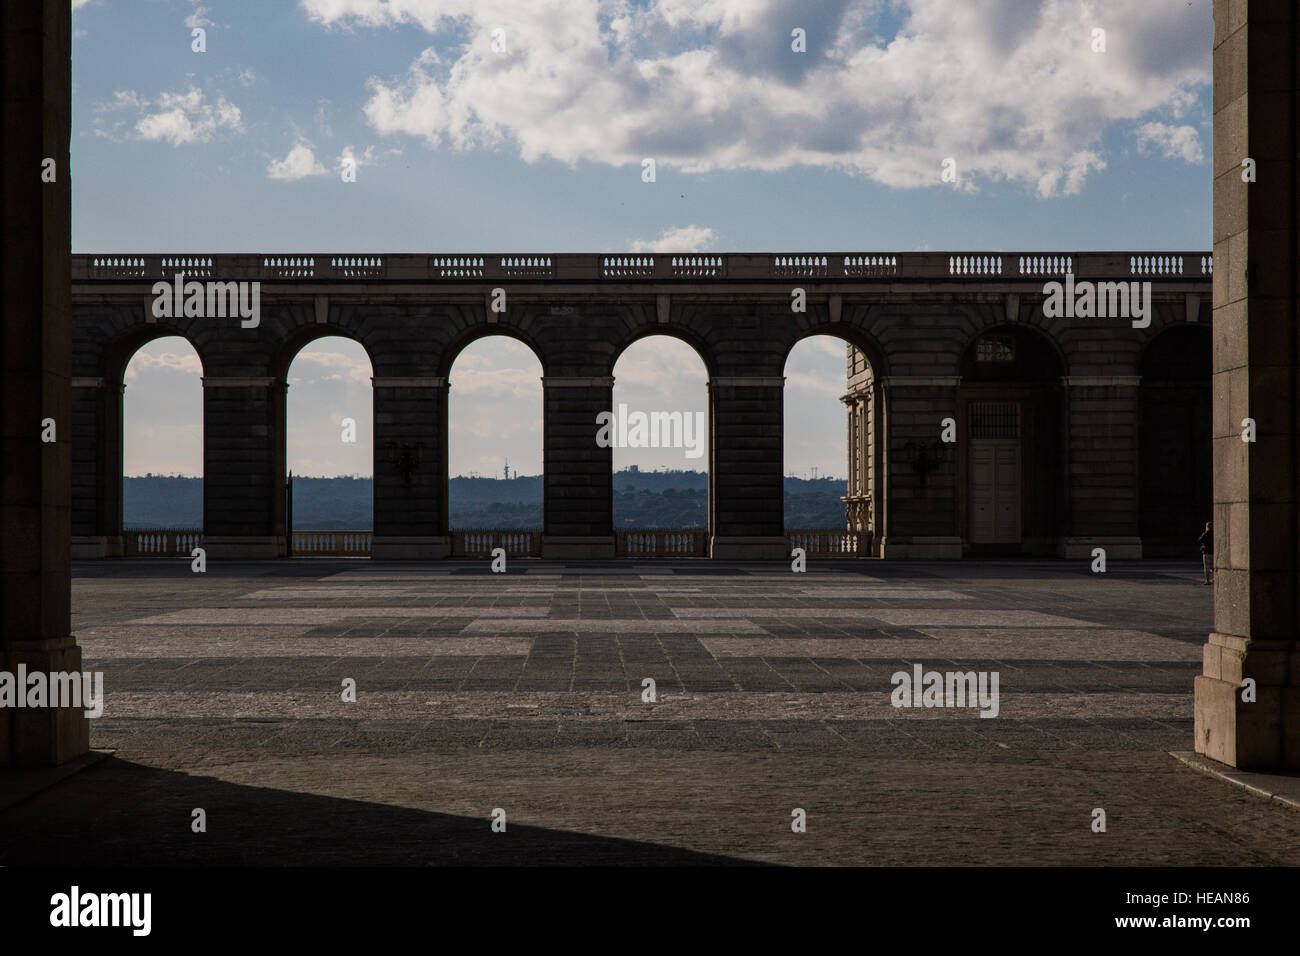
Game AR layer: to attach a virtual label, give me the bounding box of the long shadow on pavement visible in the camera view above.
[0,757,769,866]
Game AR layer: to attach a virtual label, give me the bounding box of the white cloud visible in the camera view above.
[127,87,243,146]
[449,365,542,398]
[1134,121,1204,164]
[337,144,384,174]
[783,368,843,397]
[613,336,709,387]
[124,350,203,379]
[185,3,213,29]
[287,349,372,383]
[268,143,330,181]
[302,0,1210,198]
[628,224,716,252]
[96,90,144,113]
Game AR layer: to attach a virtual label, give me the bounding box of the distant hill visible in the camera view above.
[123,471,850,530]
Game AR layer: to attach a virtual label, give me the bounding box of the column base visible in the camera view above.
[370,536,449,560]
[1195,633,1300,770]
[1058,536,1143,560]
[1,638,91,766]
[542,536,616,559]
[709,536,789,560]
[879,536,963,559]
[201,536,286,559]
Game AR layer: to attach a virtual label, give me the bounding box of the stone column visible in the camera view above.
[542,377,615,558]
[371,377,449,559]
[1195,0,1300,769]
[70,378,123,558]
[877,377,962,559]
[201,377,284,558]
[839,392,872,534]
[709,376,786,560]
[1059,376,1142,559]
[0,0,89,764]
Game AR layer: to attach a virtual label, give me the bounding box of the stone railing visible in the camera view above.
[74,252,1213,283]
[451,530,542,558]
[615,529,709,557]
[124,529,203,556]
[785,529,873,557]
[291,530,372,556]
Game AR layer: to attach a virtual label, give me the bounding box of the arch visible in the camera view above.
[282,335,376,549]
[446,335,544,536]
[273,325,378,384]
[610,335,711,541]
[1139,325,1212,556]
[1139,324,1212,381]
[102,331,207,550]
[959,323,1067,383]
[104,325,207,387]
[782,333,872,545]
[957,323,1067,555]
[437,324,545,380]
[608,326,718,381]
[779,323,890,380]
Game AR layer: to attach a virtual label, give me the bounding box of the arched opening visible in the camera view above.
[284,336,374,555]
[447,335,543,555]
[958,326,1066,555]
[1139,326,1211,557]
[783,334,872,555]
[121,336,203,554]
[610,335,710,556]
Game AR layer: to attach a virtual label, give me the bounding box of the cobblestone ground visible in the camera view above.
[2,559,1297,865]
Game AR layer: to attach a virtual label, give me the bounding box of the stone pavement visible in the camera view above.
[1,559,1296,865]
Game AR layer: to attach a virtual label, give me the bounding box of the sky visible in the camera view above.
[84,0,1215,478]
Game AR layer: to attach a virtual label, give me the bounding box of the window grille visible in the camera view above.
[969,401,1020,438]
[975,335,1015,363]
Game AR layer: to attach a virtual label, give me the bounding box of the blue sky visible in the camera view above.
[82,0,1214,478]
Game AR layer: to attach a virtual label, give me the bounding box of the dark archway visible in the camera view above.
[958,325,1066,555]
[1139,326,1211,557]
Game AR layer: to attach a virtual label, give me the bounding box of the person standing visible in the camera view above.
[1198,521,1213,585]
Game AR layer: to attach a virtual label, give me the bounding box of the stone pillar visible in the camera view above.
[70,378,123,558]
[1059,376,1143,559]
[542,377,614,558]
[0,0,90,764]
[372,377,448,559]
[201,377,284,558]
[709,376,786,560]
[840,391,872,534]
[877,377,962,559]
[1195,0,1300,769]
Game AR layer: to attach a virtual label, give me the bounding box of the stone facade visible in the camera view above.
[71,254,1211,561]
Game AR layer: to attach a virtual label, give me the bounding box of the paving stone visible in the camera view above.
[0,558,1291,865]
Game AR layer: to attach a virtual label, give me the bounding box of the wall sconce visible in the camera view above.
[386,441,424,485]
[902,440,948,487]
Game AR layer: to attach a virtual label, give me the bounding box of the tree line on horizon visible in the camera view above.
[123,471,851,530]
